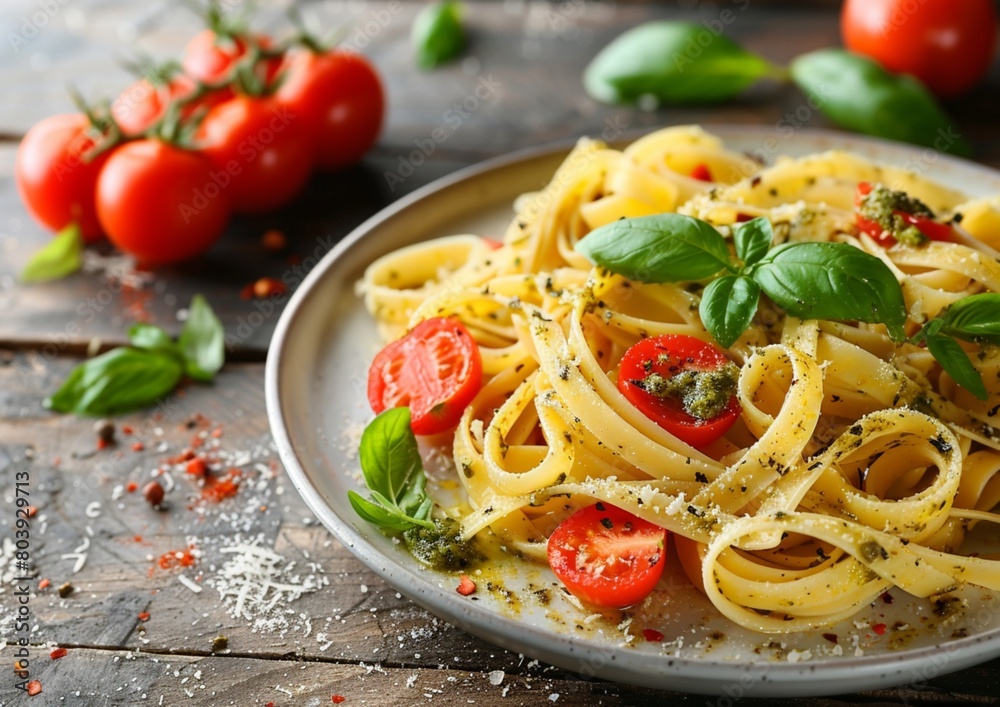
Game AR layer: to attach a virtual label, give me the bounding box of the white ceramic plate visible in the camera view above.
[266,127,1000,697]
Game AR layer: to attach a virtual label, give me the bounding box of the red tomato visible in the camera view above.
[196,95,312,213]
[367,317,482,436]
[855,182,954,247]
[617,334,741,449]
[276,49,384,170]
[15,114,112,243]
[547,502,667,608]
[96,140,229,266]
[111,74,228,136]
[181,30,282,88]
[841,0,998,98]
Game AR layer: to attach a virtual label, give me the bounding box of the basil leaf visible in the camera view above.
[937,293,1000,345]
[412,0,464,70]
[925,333,987,401]
[584,21,779,105]
[751,242,907,342]
[20,223,84,283]
[177,294,225,382]
[359,408,426,505]
[44,347,184,416]
[576,214,734,282]
[790,49,971,157]
[348,491,423,532]
[734,217,772,267]
[700,275,760,349]
[129,323,178,354]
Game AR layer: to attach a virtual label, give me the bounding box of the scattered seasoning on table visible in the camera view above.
[38,578,50,590]
[49,647,67,660]
[201,469,242,503]
[457,575,477,596]
[26,680,42,696]
[185,458,208,477]
[143,480,165,507]
[158,546,198,570]
[94,419,115,446]
[211,635,229,652]
[131,441,145,452]
[251,277,288,299]
[57,582,73,598]
[332,695,346,704]
[873,623,887,635]
[138,611,150,622]
[261,229,287,252]
[126,481,138,493]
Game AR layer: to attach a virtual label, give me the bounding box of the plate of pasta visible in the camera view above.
[266,126,1000,697]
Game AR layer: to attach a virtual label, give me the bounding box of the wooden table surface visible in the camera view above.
[2,1,1000,705]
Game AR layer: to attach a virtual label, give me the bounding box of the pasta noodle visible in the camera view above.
[358,125,1000,633]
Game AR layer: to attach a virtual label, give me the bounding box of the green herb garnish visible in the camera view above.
[576,214,996,399]
[20,223,84,283]
[44,294,224,415]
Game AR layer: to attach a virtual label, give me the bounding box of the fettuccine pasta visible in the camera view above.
[358,126,1000,633]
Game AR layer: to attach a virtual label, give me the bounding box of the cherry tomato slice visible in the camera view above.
[855,182,955,247]
[367,317,482,436]
[617,334,741,449]
[547,502,667,608]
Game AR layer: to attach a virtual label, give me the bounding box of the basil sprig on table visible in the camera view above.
[576,214,997,399]
[20,223,84,283]
[45,294,225,415]
[412,0,465,70]
[577,214,907,347]
[584,21,781,105]
[790,49,971,157]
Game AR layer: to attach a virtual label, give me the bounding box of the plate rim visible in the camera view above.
[265,126,1000,697]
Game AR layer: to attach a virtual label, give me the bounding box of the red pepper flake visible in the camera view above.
[38,578,50,590]
[822,633,838,644]
[131,441,145,452]
[122,425,134,435]
[642,628,664,643]
[138,611,150,622]
[186,458,208,477]
[873,623,887,635]
[26,506,37,518]
[26,680,42,696]
[251,277,287,299]
[49,647,67,660]
[881,591,895,605]
[690,163,713,182]
[134,535,143,543]
[210,427,223,438]
[158,546,198,570]
[456,575,476,596]
[240,283,255,300]
[332,696,346,704]
[262,229,287,252]
[96,438,109,450]
[201,468,242,503]
[266,703,275,707]
[126,481,138,493]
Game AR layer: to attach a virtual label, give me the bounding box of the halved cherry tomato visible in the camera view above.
[15,114,112,243]
[367,317,482,435]
[196,95,312,213]
[841,0,997,99]
[96,140,229,266]
[547,502,667,608]
[276,49,384,170]
[617,334,741,449]
[690,163,713,182]
[855,182,954,247]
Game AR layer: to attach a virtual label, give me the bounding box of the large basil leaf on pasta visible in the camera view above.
[924,333,987,401]
[790,49,970,157]
[733,217,772,267]
[750,242,907,342]
[584,21,778,105]
[936,293,1000,345]
[700,275,760,349]
[576,214,734,282]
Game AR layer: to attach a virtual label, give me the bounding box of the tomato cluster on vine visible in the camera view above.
[16,9,385,266]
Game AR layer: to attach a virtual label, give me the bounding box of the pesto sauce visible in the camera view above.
[633,361,739,420]
[858,183,934,246]
[403,517,482,570]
